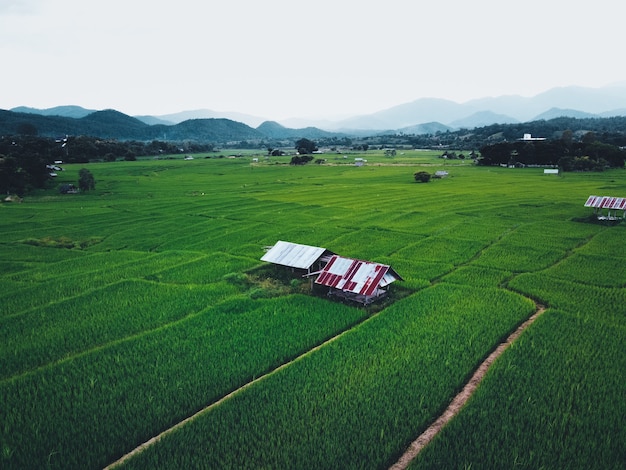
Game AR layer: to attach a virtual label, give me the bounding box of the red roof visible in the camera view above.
[314,255,402,297]
[584,195,626,209]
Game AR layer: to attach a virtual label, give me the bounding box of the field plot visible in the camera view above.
[410,307,626,470]
[118,285,534,469]
[0,153,624,469]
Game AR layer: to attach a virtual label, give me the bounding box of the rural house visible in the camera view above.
[261,240,335,276]
[311,255,403,305]
[261,242,403,305]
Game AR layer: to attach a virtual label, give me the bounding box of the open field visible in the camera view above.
[1,150,625,469]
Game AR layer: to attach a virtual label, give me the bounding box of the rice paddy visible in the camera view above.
[1,150,624,469]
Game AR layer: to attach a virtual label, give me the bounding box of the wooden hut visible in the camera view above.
[311,255,403,305]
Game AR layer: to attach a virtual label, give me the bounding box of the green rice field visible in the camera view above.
[1,150,624,469]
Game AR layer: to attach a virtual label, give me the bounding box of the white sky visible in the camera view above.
[1,0,625,120]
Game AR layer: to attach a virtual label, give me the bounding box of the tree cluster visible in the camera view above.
[414,171,431,183]
[0,135,214,194]
[0,136,61,194]
[290,155,314,165]
[295,138,318,155]
[78,169,95,191]
[478,136,625,170]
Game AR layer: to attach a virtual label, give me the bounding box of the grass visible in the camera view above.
[0,151,624,469]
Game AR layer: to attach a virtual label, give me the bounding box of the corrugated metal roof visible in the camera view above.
[315,255,402,297]
[584,195,626,209]
[261,240,329,270]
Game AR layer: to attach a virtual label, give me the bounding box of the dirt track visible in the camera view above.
[106,305,546,469]
[389,304,546,470]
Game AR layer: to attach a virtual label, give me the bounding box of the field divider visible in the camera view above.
[389,303,547,470]
[103,314,371,469]
[2,251,210,320]
[0,290,226,385]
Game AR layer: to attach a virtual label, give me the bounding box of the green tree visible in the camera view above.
[414,171,431,183]
[78,168,95,191]
[295,138,317,155]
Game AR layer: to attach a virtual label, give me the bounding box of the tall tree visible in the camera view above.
[295,138,317,155]
[78,168,96,191]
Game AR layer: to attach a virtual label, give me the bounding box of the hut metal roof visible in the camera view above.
[314,255,403,297]
[585,195,626,210]
[261,240,330,270]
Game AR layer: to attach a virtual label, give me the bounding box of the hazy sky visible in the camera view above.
[2,0,625,120]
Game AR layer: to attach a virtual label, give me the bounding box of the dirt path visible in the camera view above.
[389,304,546,470]
[103,324,355,469]
[106,304,546,469]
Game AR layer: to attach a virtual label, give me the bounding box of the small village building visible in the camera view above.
[261,240,335,276]
[519,133,546,141]
[261,241,404,305]
[311,255,404,305]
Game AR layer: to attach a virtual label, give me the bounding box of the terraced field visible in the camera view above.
[1,151,624,469]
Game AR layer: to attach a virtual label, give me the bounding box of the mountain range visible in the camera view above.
[6,84,626,140]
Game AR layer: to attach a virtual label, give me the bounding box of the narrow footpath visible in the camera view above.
[105,303,546,470]
[389,304,546,470]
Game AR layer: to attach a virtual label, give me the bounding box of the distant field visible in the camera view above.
[1,151,624,469]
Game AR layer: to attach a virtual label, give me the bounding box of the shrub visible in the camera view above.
[223,272,249,286]
[248,287,272,299]
[414,171,431,183]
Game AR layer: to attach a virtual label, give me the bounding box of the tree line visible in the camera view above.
[0,135,213,194]
[477,132,625,169]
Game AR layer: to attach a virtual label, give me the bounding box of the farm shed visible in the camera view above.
[584,195,626,221]
[261,240,335,275]
[311,255,404,305]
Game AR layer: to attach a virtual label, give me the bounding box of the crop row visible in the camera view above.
[154,252,258,284]
[441,265,513,288]
[409,228,626,469]
[541,252,626,287]
[395,236,489,265]
[410,306,626,469]
[0,250,204,317]
[0,295,367,469]
[115,284,535,469]
[0,280,240,380]
[510,272,626,321]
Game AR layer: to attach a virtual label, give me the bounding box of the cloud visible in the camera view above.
[0,0,40,14]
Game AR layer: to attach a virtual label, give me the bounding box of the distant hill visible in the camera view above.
[256,121,342,140]
[397,122,452,135]
[156,118,264,142]
[134,115,175,126]
[78,110,152,139]
[10,105,95,119]
[0,109,266,143]
[449,111,519,129]
[156,109,267,128]
[600,108,626,118]
[532,107,598,121]
[313,84,626,131]
[7,84,626,141]
[330,98,471,131]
